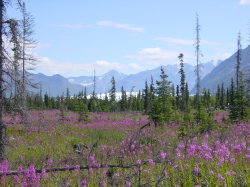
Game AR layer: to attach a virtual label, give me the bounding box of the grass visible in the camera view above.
[1,110,249,186]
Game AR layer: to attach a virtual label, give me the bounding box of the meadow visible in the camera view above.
[0,110,249,186]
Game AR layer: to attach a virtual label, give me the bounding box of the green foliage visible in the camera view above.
[109,76,116,112]
[143,81,150,114]
[149,66,173,126]
[178,53,188,112]
[120,86,127,111]
[229,75,248,121]
[78,104,89,123]
[150,96,173,126]
[183,106,193,124]
[195,102,214,125]
[59,104,67,121]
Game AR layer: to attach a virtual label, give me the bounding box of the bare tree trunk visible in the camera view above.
[236,32,242,90]
[19,1,32,125]
[0,0,6,160]
[195,14,201,99]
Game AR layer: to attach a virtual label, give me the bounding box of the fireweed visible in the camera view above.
[0,110,249,186]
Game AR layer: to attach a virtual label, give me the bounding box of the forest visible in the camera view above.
[0,0,249,186]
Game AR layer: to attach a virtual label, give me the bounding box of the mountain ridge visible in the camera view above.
[29,61,217,96]
[196,45,250,93]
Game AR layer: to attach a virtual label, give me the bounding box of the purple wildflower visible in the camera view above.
[218,173,225,181]
[193,167,199,175]
[81,180,87,187]
[136,159,142,165]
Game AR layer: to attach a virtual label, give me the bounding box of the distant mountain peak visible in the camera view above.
[103,70,127,76]
[29,61,218,96]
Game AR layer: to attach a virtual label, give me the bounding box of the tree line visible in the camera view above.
[20,47,249,125]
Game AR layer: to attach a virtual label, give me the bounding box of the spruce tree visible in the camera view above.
[229,33,248,121]
[236,73,247,120]
[120,86,127,111]
[185,82,189,106]
[226,88,230,108]
[216,85,221,109]
[229,79,237,120]
[150,76,155,101]
[90,70,98,112]
[103,93,110,112]
[176,85,180,109]
[44,92,50,108]
[143,81,150,114]
[178,53,187,111]
[136,91,143,111]
[66,87,70,110]
[150,66,172,126]
[207,89,211,108]
[109,76,116,112]
[83,87,88,106]
[78,99,89,123]
[220,83,225,109]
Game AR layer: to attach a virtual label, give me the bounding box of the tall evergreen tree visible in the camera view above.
[150,66,172,126]
[229,33,248,121]
[89,70,98,112]
[220,83,225,109]
[109,76,116,112]
[150,76,155,99]
[216,85,221,109]
[83,87,88,106]
[178,53,187,111]
[226,88,230,108]
[234,73,248,120]
[176,85,180,109]
[143,81,150,113]
[44,92,50,108]
[136,90,143,111]
[229,79,237,120]
[66,87,70,110]
[185,82,189,106]
[120,86,127,111]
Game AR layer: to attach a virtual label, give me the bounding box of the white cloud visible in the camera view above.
[126,47,184,65]
[127,63,145,70]
[35,56,144,76]
[155,37,221,46]
[52,23,92,29]
[97,21,144,32]
[240,0,250,4]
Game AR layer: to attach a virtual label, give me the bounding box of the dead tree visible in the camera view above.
[0,0,35,159]
[18,1,36,124]
[194,13,202,102]
[236,32,242,90]
[0,0,5,160]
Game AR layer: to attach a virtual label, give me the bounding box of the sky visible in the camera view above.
[8,0,250,77]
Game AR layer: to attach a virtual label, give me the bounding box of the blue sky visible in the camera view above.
[12,0,250,76]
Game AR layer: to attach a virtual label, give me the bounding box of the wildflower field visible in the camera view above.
[0,110,249,186]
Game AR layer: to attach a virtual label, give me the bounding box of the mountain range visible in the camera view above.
[196,45,250,93]
[29,45,250,97]
[30,61,217,96]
